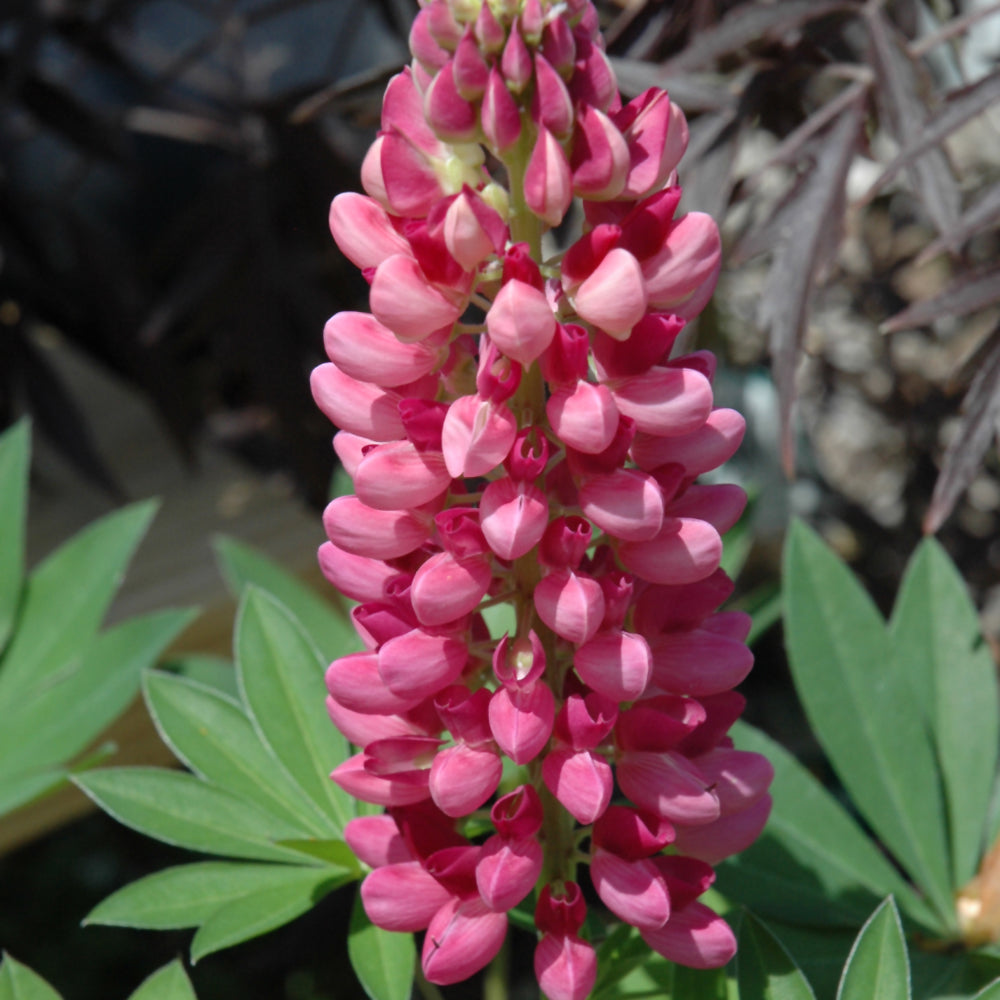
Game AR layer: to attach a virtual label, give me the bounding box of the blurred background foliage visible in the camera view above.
[1,0,999,996]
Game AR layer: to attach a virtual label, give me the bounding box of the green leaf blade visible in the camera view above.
[718,722,939,931]
[74,767,308,864]
[837,898,910,1000]
[87,860,324,930]
[890,537,1000,885]
[736,911,817,1000]
[190,868,345,961]
[348,894,415,1000]
[783,520,953,929]
[0,609,194,773]
[0,499,158,706]
[126,961,198,1000]
[213,536,359,662]
[0,954,62,1000]
[236,589,352,833]
[143,670,332,837]
[0,420,30,654]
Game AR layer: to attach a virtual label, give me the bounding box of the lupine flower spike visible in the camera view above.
[315,1,773,996]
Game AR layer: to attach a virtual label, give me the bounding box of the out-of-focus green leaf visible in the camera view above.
[0,420,30,654]
[736,911,816,1000]
[0,768,67,819]
[0,954,62,1000]
[126,961,197,1000]
[757,922,857,1000]
[167,655,238,699]
[0,499,158,705]
[348,893,415,1000]
[74,767,308,864]
[143,671,332,837]
[592,925,658,1000]
[0,610,193,772]
[890,537,1000,886]
[837,898,909,1000]
[719,723,938,931]
[236,589,352,833]
[783,520,953,931]
[972,979,1000,1000]
[740,582,783,647]
[190,867,347,961]
[86,860,333,930]
[213,536,357,661]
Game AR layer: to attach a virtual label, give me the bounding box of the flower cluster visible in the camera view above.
[312,1,773,996]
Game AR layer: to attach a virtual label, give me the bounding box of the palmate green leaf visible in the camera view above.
[87,859,351,930]
[0,499,158,706]
[348,893,415,1000]
[737,911,817,1000]
[191,867,348,961]
[127,961,197,1000]
[74,767,309,864]
[275,838,360,869]
[972,979,1000,999]
[236,589,352,833]
[168,655,239,699]
[837,898,909,1000]
[592,924,659,1000]
[717,723,938,931]
[0,955,61,1000]
[0,610,194,773]
[889,537,1000,886]
[213,536,358,662]
[143,671,334,837]
[0,421,30,655]
[783,520,954,930]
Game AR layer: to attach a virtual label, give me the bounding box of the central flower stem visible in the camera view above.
[504,127,579,891]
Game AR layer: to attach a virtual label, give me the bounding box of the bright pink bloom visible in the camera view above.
[312,2,767,992]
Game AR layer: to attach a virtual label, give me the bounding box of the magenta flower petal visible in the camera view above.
[486,279,556,365]
[546,381,619,454]
[422,898,508,985]
[541,747,613,824]
[353,441,452,511]
[579,468,663,541]
[378,630,468,701]
[591,849,670,930]
[573,629,652,702]
[571,248,647,337]
[360,862,451,931]
[617,750,721,825]
[488,682,555,764]
[430,743,503,817]
[618,517,722,586]
[476,833,544,911]
[411,550,492,626]
[441,395,518,478]
[480,478,549,560]
[534,570,606,645]
[640,901,737,969]
[534,934,597,1000]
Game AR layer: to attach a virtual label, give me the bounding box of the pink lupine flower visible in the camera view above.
[312,0,770,992]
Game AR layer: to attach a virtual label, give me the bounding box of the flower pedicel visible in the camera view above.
[312,1,773,996]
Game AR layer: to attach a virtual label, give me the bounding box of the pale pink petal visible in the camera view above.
[311,363,405,441]
[610,366,713,437]
[324,311,443,387]
[524,126,573,227]
[411,551,492,626]
[441,395,518,478]
[330,752,430,807]
[317,542,397,604]
[353,441,452,511]
[546,382,619,454]
[486,280,556,364]
[370,254,464,342]
[344,815,412,868]
[378,630,468,701]
[570,248,647,338]
[323,496,430,560]
[480,478,549,561]
[632,408,745,476]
